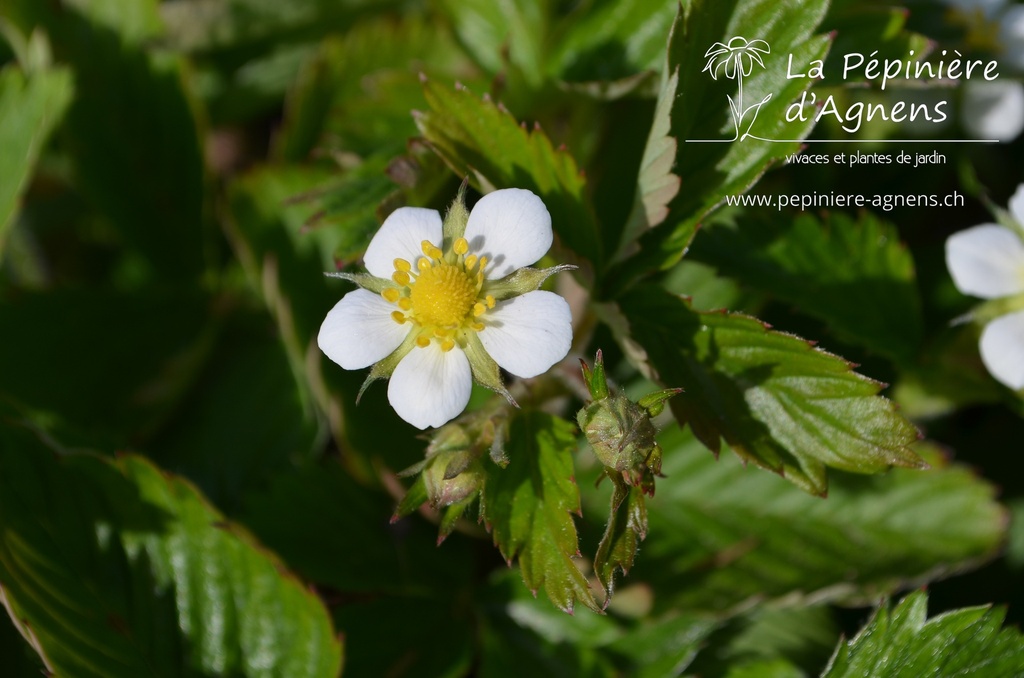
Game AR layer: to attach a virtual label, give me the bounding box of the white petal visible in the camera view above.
[1009,184,1024,228]
[388,343,472,429]
[464,188,553,279]
[318,289,409,369]
[946,224,1024,298]
[363,207,443,278]
[961,79,1024,142]
[980,311,1024,389]
[1001,6,1024,70]
[478,291,572,378]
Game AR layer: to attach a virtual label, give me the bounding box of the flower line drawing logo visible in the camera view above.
[703,36,773,141]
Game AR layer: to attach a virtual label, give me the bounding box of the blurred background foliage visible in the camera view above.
[1,0,1024,675]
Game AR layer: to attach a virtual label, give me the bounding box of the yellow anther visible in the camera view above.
[382,288,401,303]
[464,254,478,270]
[485,295,495,308]
[434,328,448,338]
[440,338,456,352]
[391,311,406,324]
[416,335,431,348]
[477,256,488,272]
[420,240,443,260]
[473,302,486,317]
[394,258,411,272]
[398,298,412,311]
[471,322,485,332]
[417,258,432,271]
[392,270,411,286]
[453,238,469,255]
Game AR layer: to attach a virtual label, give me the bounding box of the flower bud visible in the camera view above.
[422,449,484,507]
[577,350,680,495]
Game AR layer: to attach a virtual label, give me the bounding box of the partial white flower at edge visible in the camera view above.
[962,79,1024,141]
[318,188,574,429]
[946,184,1024,389]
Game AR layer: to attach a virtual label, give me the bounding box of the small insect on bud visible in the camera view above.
[577,350,681,496]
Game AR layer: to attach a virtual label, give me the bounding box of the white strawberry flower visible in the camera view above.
[318,188,574,429]
[945,184,1024,389]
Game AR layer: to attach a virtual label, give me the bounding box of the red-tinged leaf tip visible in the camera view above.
[418,72,428,83]
[436,534,447,547]
[454,81,465,90]
[520,121,527,130]
[389,513,401,524]
[411,109,423,119]
[596,348,604,361]
[557,143,567,151]
[482,92,492,102]
[533,121,542,132]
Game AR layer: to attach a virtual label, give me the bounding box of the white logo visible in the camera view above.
[703,37,773,141]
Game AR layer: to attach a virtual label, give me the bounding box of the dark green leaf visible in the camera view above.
[610,0,832,282]
[610,426,1004,612]
[689,211,923,361]
[822,591,1024,677]
[415,79,603,275]
[436,0,547,83]
[0,288,212,445]
[603,285,922,494]
[549,0,676,85]
[481,412,599,613]
[9,0,207,280]
[0,62,72,254]
[0,420,342,677]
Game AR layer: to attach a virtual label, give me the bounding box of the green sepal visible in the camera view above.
[970,293,1024,325]
[637,388,682,417]
[324,271,395,294]
[580,350,610,401]
[484,264,577,301]
[392,474,429,521]
[442,179,470,253]
[357,330,419,402]
[463,332,518,406]
[438,496,476,545]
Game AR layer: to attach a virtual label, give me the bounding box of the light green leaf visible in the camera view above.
[0,62,72,255]
[0,421,342,677]
[822,591,1024,677]
[481,412,599,613]
[436,0,548,83]
[415,79,603,275]
[610,0,832,281]
[603,285,922,494]
[611,426,1004,612]
[689,211,923,361]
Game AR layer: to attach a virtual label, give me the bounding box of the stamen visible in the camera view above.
[464,254,478,270]
[416,335,430,348]
[394,258,411,272]
[453,238,469,255]
[382,288,401,303]
[477,256,488,272]
[485,295,495,308]
[420,240,443,260]
[434,328,448,338]
[391,311,406,324]
[440,338,456,352]
[471,322,485,332]
[473,302,486,317]
[392,271,411,286]
[398,298,412,311]
[417,258,432,271]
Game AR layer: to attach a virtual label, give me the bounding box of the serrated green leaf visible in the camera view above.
[609,426,1004,613]
[415,79,603,274]
[594,474,647,601]
[821,591,1024,677]
[0,422,342,677]
[610,0,832,282]
[8,0,207,280]
[481,412,599,613]
[0,62,72,255]
[602,285,922,494]
[689,211,923,361]
[436,0,547,83]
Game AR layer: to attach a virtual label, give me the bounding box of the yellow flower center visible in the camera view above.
[382,238,496,352]
[410,263,477,327]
